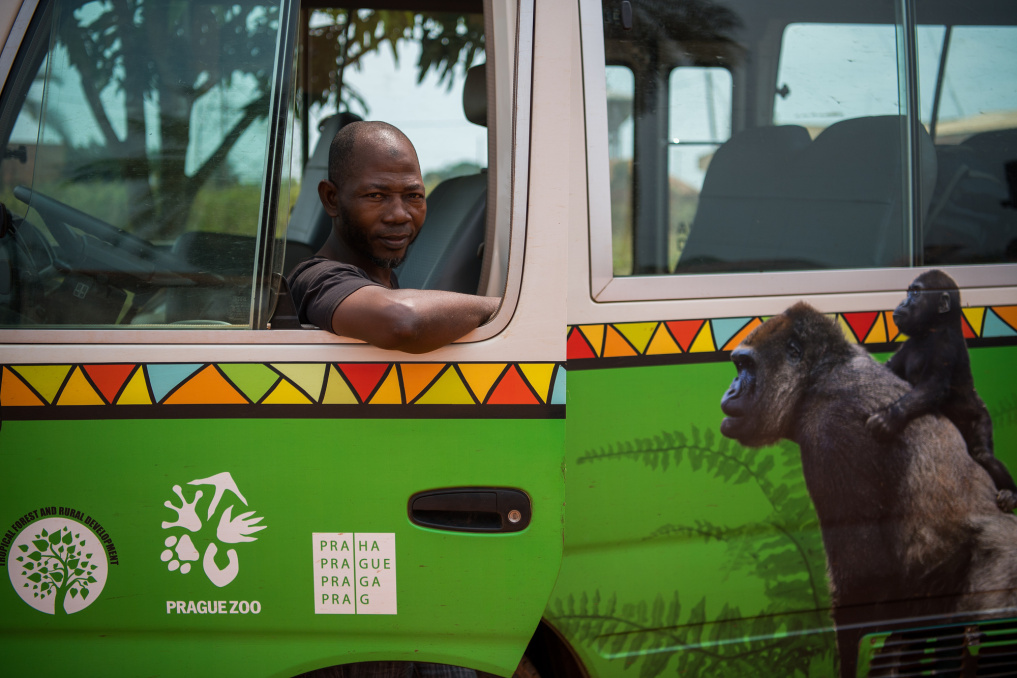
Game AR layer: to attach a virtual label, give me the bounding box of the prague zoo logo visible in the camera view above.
[7,515,110,615]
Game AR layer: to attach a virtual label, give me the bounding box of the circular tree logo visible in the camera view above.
[8,517,109,615]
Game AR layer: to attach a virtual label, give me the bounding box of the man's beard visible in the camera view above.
[339,205,407,269]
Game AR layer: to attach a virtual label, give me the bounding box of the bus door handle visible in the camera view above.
[408,488,531,533]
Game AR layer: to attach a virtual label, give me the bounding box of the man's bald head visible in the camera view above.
[327,121,419,188]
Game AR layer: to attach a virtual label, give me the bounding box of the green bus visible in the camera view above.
[1,0,1015,675]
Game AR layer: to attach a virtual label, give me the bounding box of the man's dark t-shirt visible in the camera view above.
[287,257,398,331]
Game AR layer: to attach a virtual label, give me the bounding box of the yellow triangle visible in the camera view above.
[837,316,859,344]
[271,363,327,402]
[322,365,358,404]
[689,323,716,353]
[11,365,72,404]
[415,367,475,405]
[519,363,555,403]
[116,368,153,405]
[368,370,403,404]
[646,325,681,355]
[867,315,888,343]
[56,367,105,406]
[262,379,312,404]
[613,322,658,354]
[963,307,986,337]
[578,324,605,357]
[457,363,506,402]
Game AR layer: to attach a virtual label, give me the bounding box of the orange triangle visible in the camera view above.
[602,325,637,357]
[722,318,762,351]
[1,366,44,406]
[163,365,248,405]
[56,367,105,406]
[867,314,888,343]
[646,324,682,355]
[885,311,901,341]
[458,363,507,402]
[992,306,1017,331]
[83,364,137,404]
[369,369,403,404]
[487,365,539,405]
[665,320,705,352]
[399,364,445,402]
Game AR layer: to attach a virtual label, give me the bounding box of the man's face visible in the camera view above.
[333,133,426,270]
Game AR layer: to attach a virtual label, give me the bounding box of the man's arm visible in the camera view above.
[331,285,500,353]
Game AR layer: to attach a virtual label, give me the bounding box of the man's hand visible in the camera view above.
[332,286,500,353]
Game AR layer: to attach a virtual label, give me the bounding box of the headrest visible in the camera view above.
[463,63,487,127]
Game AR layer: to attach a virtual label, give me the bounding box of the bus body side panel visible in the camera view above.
[551,321,1017,677]
[0,407,564,676]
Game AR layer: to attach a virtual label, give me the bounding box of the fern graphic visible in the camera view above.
[553,429,835,677]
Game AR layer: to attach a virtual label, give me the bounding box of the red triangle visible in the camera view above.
[567,328,596,359]
[83,364,137,404]
[486,365,540,405]
[843,312,879,342]
[665,320,705,352]
[960,315,976,340]
[337,363,390,403]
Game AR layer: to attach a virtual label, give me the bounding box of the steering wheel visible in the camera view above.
[13,185,197,286]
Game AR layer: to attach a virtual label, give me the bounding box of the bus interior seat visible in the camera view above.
[675,116,936,273]
[395,63,489,294]
[282,112,362,276]
[164,231,257,324]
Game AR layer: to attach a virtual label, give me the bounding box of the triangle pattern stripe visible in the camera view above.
[148,364,204,403]
[338,363,390,403]
[646,324,682,355]
[983,309,1017,339]
[960,314,977,340]
[578,325,605,357]
[457,363,507,403]
[712,318,752,351]
[665,320,706,352]
[722,318,761,351]
[415,367,475,405]
[11,365,72,405]
[962,307,986,337]
[613,322,658,354]
[519,363,556,403]
[399,363,446,403]
[689,322,717,353]
[990,306,1017,332]
[837,315,859,344]
[885,311,901,342]
[549,366,566,405]
[566,328,597,359]
[56,367,105,406]
[262,379,313,404]
[602,325,638,357]
[116,368,153,405]
[867,314,889,343]
[1,367,44,406]
[164,366,249,405]
[83,364,137,404]
[218,363,280,403]
[369,370,403,404]
[322,365,359,404]
[843,312,878,343]
[487,365,540,405]
[272,363,328,402]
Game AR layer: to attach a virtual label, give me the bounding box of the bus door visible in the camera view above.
[0,0,567,675]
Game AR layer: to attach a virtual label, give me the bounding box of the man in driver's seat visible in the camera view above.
[288,121,498,353]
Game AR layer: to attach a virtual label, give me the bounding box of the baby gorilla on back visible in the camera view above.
[866,269,1017,512]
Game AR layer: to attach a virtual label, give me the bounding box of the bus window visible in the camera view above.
[916,21,1017,265]
[0,0,284,328]
[605,65,634,275]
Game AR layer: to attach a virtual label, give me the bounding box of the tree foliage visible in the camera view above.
[15,525,99,615]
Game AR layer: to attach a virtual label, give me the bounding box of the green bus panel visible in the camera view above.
[0,417,565,677]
